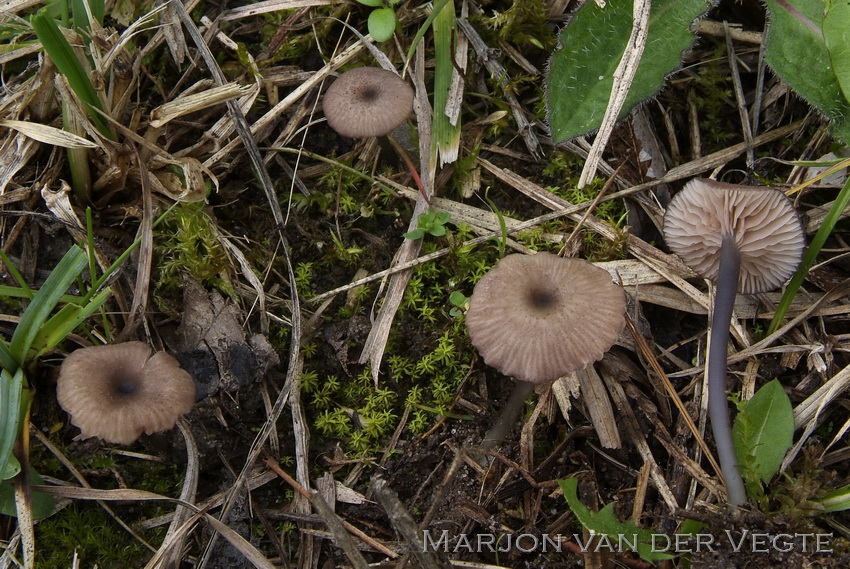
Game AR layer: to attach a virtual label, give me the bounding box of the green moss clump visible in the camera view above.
[154,202,235,297]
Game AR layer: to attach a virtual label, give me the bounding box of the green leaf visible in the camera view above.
[0,340,16,373]
[0,468,55,520]
[0,369,24,483]
[431,0,460,166]
[819,484,850,512]
[558,478,673,562]
[546,0,714,142]
[824,0,850,106]
[30,8,113,139]
[763,0,850,142]
[8,245,87,364]
[355,0,384,6]
[29,287,111,358]
[733,379,794,484]
[403,228,425,240]
[367,7,396,42]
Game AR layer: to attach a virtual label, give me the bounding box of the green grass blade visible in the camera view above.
[431,0,460,166]
[30,8,113,139]
[768,177,850,334]
[0,368,25,481]
[0,286,82,304]
[402,0,450,77]
[31,287,111,357]
[0,341,15,372]
[819,484,850,512]
[0,250,33,298]
[8,245,87,364]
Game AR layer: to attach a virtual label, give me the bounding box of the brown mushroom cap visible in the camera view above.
[465,253,626,384]
[322,67,414,138]
[57,342,196,445]
[662,178,806,294]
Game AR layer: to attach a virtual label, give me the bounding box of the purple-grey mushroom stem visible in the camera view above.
[708,234,747,507]
[479,380,535,457]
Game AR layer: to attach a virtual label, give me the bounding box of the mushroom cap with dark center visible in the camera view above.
[465,253,626,384]
[662,178,806,294]
[57,341,196,445]
[322,67,414,138]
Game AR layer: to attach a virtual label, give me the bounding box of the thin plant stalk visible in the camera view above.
[708,234,747,507]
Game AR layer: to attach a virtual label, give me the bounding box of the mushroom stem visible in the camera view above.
[479,380,536,457]
[708,233,748,507]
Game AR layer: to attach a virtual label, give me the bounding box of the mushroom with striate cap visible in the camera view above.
[57,341,196,445]
[663,178,806,507]
[322,66,414,139]
[465,252,627,452]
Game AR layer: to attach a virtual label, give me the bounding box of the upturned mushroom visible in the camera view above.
[663,178,806,507]
[57,341,196,445]
[322,66,414,139]
[465,252,627,451]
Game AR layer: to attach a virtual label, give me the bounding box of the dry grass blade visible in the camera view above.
[457,18,542,158]
[574,367,621,449]
[29,427,155,551]
[0,134,38,195]
[37,485,275,569]
[359,41,434,384]
[221,0,338,21]
[371,476,452,569]
[197,239,302,568]
[156,418,200,568]
[577,0,650,188]
[149,83,254,128]
[204,41,365,168]
[168,0,284,228]
[264,457,372,568]
[0,119,98,148]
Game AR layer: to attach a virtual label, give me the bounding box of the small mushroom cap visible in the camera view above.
[322,67,414,138]
[57,342,196,445]
[662,178,806,294]
[465,253,626,384]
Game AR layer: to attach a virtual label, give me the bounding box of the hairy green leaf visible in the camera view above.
[733,379,794,484]
[824,0,850,105]
[546,0,713,142]
[763,0,850,142]
[559,478,673,562]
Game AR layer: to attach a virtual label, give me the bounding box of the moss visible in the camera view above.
[35,505,157,569]
[154,202,235,298]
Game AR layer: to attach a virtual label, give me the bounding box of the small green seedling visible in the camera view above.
[354,0,404,42]
[404,210,451,240]
[448,291,469,317]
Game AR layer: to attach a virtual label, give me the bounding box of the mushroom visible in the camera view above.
[322,66,414,139]
[465,252,627,451]
[57,341,196,445]
[663,178,806,507]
